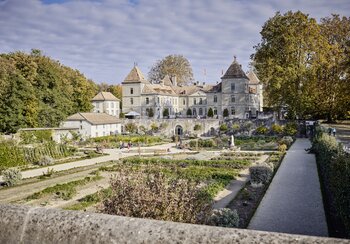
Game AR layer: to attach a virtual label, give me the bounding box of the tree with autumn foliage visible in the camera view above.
[252,11,350,121]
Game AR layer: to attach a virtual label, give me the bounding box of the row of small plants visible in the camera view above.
[25,172,102,201]
[91,135,164,144]
[0,140,75,173]
[311,128,350,237]
[188,136,293,151]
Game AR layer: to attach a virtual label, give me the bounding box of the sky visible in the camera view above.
[0,0,349,85]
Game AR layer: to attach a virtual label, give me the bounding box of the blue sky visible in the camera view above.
[0,0,349,84]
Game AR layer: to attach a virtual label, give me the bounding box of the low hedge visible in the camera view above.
[312,130,350,237]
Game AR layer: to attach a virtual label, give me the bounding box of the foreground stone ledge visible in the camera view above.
[0,204,347,244]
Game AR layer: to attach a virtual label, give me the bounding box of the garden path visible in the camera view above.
[0,142,189,182]
[248,139,328,237]
[212,154,269,209]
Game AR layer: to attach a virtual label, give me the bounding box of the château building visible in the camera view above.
[122,58,263,119]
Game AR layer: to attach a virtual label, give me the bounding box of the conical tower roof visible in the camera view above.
[221,57,248,79]
[123,66,149,84]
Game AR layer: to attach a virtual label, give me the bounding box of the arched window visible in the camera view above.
[193,108,197,116]
[199,108,203,115]
[199,98,203,104]
[194,98,197,105]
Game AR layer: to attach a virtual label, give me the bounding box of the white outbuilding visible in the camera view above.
[61,112,122,138]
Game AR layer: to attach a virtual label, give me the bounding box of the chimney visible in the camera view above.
[171,75,177,86]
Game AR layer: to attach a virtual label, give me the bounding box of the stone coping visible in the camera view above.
[0,204,348,244]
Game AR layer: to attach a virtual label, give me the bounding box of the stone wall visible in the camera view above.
[122,118,220,137]
[0,204,346,244]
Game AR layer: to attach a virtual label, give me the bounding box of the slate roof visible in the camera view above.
[123,66,149,84]
[92,92,120,101]
[221,57,248,79]
[66,113,120,125]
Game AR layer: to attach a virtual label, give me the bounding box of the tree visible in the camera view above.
[186,108,192,117]
[148,55,194,85]
[207,108,214,118]
[316,15,350,121]
[252,11,328,119]
[223,108,229,118]
[0,50,97,133]
[194,124,202,131]
[163,108,169,118]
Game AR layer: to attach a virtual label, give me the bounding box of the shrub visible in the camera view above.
[119,112,125,118]
[208,208,239,228]
[125,122,137,133]
[271,124,283,134]
[99,168,212,224]
[207,108,214,118]
[189,139,215,148]
[2,168,22,186]
[278,144,287,152]
[249,163,273,184]
[312,131,350,235]
[231,123,240,133]
[256,126,268,135]
[147,108,154,118]
[243,121,254,133]
[20,130,53,144]
[223,108,229,118]
[279,136,294,147]
[219,124,228,132]
[150,123,159,132]
[194,124,202,131]
[284,122,298,136]
[37,155,54,166]
[162,108,169,117]
[0,141,26,172]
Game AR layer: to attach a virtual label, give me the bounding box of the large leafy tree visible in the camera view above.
[148,55,194,85]
[316,15,350,121]
[252,11,328,119]
[253,11,350,121]
[0,50,98,133]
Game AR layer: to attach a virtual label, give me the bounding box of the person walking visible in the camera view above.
[332,127,336,137]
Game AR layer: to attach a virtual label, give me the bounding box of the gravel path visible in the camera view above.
[248,139,328,237]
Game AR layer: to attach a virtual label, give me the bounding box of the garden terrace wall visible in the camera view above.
[0,204,346,244]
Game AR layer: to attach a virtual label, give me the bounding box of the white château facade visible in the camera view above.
[92,92,120,118]
[122,58,263,119]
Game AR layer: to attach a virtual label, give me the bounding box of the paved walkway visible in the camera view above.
[0,143,189,182]
[248,139,328,237]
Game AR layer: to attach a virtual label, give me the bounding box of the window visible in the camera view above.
[157,97,160,103]
[214,95,217,103]
[194,98,197,105]
[231,83,235,91]
[231,95,235,103]
[231,107,235,115]
[130,88,134,94]
[146,97,149,104]
[193,108,197,116]
[245,95,249,103]
[111,102,114,108]
[199,108,203,115]
[214,108,217,115]
[199,98,203,104]
[183,99,185,105]
[106,102,109,108]
[130,98,133,105]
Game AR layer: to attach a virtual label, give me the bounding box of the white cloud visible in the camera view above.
[0,0,349,84]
